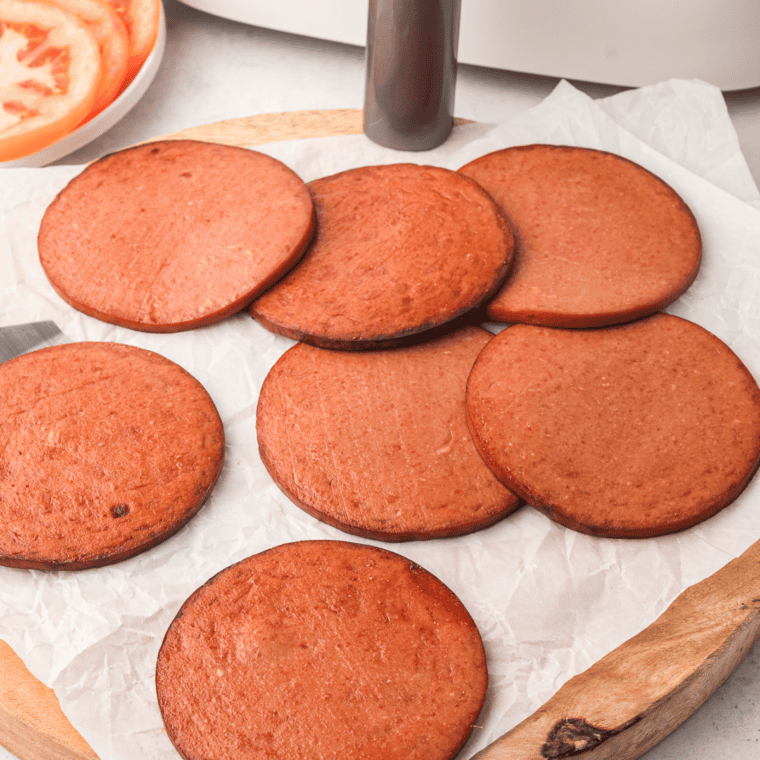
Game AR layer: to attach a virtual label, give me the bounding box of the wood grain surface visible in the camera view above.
[138,107,366,147]
[470,539,760,760]
[0,642,96,760]
[2,106,760,760]
[132,108,469,148]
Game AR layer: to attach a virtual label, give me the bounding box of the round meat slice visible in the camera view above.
[465,314,760,538]
[249,163,514,349]
[156,540,488,760]
[256,326,521,540]
[459,144,702,328]
[38,140,315,332]
[0,342,224,569]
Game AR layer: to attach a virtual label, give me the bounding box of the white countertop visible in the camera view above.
[3,1,760,759]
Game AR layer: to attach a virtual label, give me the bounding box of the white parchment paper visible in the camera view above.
[1,78,760,760]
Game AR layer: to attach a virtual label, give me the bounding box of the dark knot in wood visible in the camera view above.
[541,717,638,758]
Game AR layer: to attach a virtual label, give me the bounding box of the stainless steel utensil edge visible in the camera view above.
[0,321,68,364]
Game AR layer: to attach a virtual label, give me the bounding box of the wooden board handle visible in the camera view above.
[0,641,96,760]
[469,539,760,759]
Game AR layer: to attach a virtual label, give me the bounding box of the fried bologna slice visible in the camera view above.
[0,342,224,569]
[156,540,488,760]
[249,163,514,349]
[459,144,701,328]
[465,314,760,538]
[38,140,315,332]
[257,327,521,540]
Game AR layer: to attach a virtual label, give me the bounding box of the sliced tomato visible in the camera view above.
[48,0,129,118]
[105,0,158,85]
[0,0,101,161]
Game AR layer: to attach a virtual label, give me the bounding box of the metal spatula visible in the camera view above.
[0,321,68,364]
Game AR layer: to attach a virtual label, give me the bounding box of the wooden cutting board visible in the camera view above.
[2,107,760,760]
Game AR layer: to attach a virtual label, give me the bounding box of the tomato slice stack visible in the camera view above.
[105,0,159,85]
[52,0,129,118]
[0,0,160,161]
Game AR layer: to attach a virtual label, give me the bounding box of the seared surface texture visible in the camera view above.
[257,327,521,540]
[38,140,315,332]
[459,144,701,327]
[250,163,514,348]
[466,314,760,537]
[0,342,224,569]
[156,540,488,760]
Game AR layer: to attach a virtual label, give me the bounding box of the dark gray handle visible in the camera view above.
[363,0,461,151]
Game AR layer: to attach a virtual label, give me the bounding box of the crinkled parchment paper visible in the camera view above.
[1,78,759,760]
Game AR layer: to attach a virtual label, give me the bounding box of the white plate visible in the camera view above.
[0,3,166,168]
